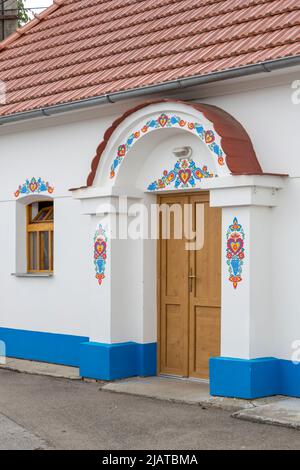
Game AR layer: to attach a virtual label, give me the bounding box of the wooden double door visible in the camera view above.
[158,192,221,379]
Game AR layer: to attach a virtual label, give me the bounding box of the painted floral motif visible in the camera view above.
[94,224,107,285]
[226,217,245,289]
[147,159,213,191]
[14,178,54,198]
[110,114,225,178]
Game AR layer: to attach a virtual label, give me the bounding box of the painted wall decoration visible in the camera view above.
[94,224,108,285]
[14,177,54,198]
[147,159,213,191]
[110,113,225,179]
[226,217,245,289]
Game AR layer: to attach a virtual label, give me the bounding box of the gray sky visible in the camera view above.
[24,0,53,15]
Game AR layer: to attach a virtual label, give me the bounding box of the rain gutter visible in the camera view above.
[0,55,299,126]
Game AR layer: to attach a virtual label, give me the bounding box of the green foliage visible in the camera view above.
[17,0,30,27]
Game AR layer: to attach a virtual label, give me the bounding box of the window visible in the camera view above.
[26,201,54,273]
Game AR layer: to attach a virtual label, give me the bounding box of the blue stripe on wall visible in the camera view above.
[3,326,300,396]
[0,327,157,379]
[210,356,300,399]
[79,341,157,380]
[280,359,300,397]
[0,327,89,367]
[137,342,157,377]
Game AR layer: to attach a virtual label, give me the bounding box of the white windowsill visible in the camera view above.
[11,273,54,278]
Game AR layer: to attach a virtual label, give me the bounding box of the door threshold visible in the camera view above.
[187,377,209,384]
[159,374,209,384]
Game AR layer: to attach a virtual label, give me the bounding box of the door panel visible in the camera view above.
[189,194,221,379]
[158,192,221,379]
[158,195,189,376]
[190,195,221,307]
[189,306,221,379]
[165,305,185,371]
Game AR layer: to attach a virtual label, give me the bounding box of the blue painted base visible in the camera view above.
[210,357,300,399]
[0,328,157,380]
[3,326,300,395]
[0,327,88,367]
[79,342,157,381]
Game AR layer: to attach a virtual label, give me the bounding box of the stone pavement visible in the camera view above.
[233,398,300,429]
[1,358,300,431]
[0,357,79,380]
[102,376,259,411]
[0,413,49,450]
[0,368,300,450]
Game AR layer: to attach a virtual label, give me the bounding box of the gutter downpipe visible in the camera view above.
[0,55,299,126]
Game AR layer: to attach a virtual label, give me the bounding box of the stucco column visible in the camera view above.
[71,188,157,380]
[207,175,285,398]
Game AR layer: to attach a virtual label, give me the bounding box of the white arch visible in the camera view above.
[93,102,231,190]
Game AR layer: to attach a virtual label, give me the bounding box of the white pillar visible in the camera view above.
[71,187,157,380]
[210,176,284,360]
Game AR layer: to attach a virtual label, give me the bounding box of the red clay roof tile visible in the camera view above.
[0,0,299,117]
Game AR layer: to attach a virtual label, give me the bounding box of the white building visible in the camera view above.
[0,0,300,399]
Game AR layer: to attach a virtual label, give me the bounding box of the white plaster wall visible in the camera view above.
[0,196,92,335]
[248,206,273,358]
[101,196,157,345]
[0,113,119,337]
[271,179,300,360]
[203,80,299,177]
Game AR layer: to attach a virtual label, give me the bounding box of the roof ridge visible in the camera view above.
[1,0,294,55]
[0,0,65,52]
[5,0,281,41]
[26,0,288,36]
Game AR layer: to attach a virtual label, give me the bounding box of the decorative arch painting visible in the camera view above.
[147,159,213,191]
[14,177,54,198]
[94,224,108,285]
[226,217,245,289]
[110,113,225,179]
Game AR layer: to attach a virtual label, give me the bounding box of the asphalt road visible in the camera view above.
[0,368,299,450]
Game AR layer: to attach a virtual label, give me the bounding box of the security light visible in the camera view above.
[172,146,193,160]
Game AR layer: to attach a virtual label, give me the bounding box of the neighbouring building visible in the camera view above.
[0,0,18,41]
[0,0,300,399]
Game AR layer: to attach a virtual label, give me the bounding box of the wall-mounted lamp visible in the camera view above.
[172,146,193,160]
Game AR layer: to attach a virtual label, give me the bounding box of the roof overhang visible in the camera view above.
[0,56,299,127]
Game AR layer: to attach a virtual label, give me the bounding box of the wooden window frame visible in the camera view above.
[26,204,54,274]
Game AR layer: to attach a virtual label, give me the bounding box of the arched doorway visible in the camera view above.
[73,99,272,385]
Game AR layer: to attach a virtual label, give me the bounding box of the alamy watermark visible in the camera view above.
[291,340,300,365]
[98,197,205,251]
[0,79,6,105]
[291,80,300,105]
[0,340,6,365]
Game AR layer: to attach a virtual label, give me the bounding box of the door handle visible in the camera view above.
[188,270,197,293]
